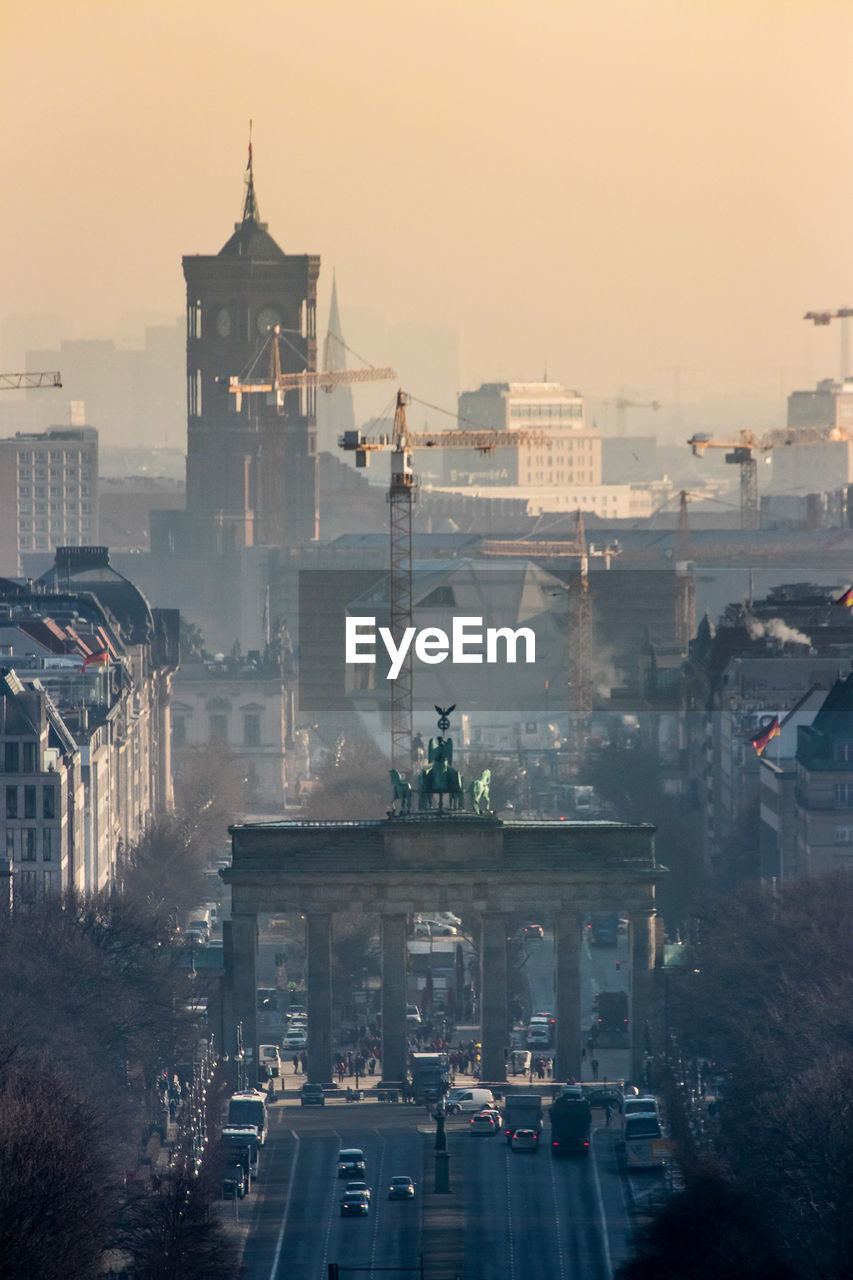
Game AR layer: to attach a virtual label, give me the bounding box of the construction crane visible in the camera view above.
[804,307,853,381]
[674,489,696,648]
[224,325,395,411]
[340,390,559,769]
[600,396,661,436]
[687,430,770,530]
[0,371,62,390]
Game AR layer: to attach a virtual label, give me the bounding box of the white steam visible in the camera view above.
[745,616,811,647]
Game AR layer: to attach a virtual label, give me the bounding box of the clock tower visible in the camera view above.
[182,143,320,550]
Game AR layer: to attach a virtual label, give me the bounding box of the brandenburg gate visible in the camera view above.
[221,813,663,1084]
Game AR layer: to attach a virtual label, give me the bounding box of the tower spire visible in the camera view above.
[242,119,260,223]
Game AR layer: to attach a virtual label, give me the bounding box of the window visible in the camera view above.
[172,716,187,748]
[834,827,853,845]
[209,714,228,742]
[4,742,19,773]
[22,742,38,772]
[5,830,14,858]
[836,783,853,807]
[24,786,36,819]
[43,871,55,895]
[20,870,36,903]
[43,786,56,819]
[22,828,36,860]
[836,743,853,763]
[42,827,53,861]
[5,786,17,818]
[243,714,261,748]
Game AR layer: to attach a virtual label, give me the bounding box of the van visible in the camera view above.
[446,1087,495,1115]
[258,1044,282,1079]
[623,1096,660,1120]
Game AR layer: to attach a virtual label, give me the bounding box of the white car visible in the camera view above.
[283,1027,307,1049]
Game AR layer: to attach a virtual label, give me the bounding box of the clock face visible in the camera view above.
[216,307,231,339]
[256,306,282,335]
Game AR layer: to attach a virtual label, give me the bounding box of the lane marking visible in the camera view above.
[504,1146,516,1280]
[267,1132,300,1280]
[590,1129,614,1278]
[369,1132,388,1276]
[548,1154,568,1280]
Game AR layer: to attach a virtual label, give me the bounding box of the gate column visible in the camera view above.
[630,908,656,1082]
[306,913,333,1084]
[554,911,583,1083]
[227,913,257,1069]
[381,912,408,1086]
[480,912,509,1083]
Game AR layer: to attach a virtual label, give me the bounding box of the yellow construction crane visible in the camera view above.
[224,325,395,411]
[340,390,561,768]
[0,371,62,390]
[687,430,772,529]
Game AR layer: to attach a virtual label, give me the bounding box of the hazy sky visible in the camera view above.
[3,0,853,429]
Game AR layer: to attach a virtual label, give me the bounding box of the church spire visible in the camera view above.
[242,120,260,224]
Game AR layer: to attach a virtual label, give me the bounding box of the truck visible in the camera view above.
[592,990,629,1047]
[589,911,619,947]
[549,1093,592,1156]
[409,1052,449,1105]
[502,1093,543,1145]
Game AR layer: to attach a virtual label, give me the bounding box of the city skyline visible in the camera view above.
[2,0,853,433]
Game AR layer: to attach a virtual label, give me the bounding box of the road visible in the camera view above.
[232,1097,640,1279]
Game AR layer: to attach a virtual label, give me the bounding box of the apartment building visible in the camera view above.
[0,427,98,576]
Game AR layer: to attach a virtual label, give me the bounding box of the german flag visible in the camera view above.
[752,716,780,756]
[79,649,110,672]
[836,587,853,608]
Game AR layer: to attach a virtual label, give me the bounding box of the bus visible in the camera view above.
[227,1090,268,1145]
[619,1113,667,1169]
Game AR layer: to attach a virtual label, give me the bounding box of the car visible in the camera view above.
[283,1028,307,1050]
[388,1175,416,1199]
[406,1003,422,1025]
[470,1113,498,1136]
[446,1087,496,1114]
[586,1086,623,1111]
[286,1004,307,1020]
[300,1083,325,1107]
[511,1128,539,1152]
[522,923,544,940]
[623,1096,659,1119]
[344,1180,371,1200]
[338,1148,366,1177]
[477,1107,503,1125]
[341,1190,370,1217]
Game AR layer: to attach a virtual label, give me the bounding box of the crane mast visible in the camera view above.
[388,391,415,770]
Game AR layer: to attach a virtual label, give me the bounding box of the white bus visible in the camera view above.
[227,1090,268,1145]
[619,1113,667,1169]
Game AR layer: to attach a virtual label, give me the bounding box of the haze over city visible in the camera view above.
[3,0,853,436]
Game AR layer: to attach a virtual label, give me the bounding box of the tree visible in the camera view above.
[0,1060,114,1280]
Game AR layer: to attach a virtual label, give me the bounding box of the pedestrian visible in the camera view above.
[591,1057,599,1081]
[604,1101,612,1127]
[337,1061,345,1084]
[292,1054,299,1073]
[300,1053,307,1074]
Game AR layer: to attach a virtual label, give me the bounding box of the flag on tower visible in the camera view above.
[751,716,780,756]
[835,586,853,608]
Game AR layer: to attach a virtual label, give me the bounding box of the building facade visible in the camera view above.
[449,382,599,487]
[0,427,98,576]
[0,547,179,901]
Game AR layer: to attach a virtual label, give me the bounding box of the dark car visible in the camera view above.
[522,923,545,940]
[388,1175,416,1199]
[341,1190,370,1217]
[338,1148,366,1177]
[586,1086,623,1111]
[300,1083,325,1107]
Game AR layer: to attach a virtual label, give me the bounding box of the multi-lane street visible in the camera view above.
[234,924,661,1278]
[234,1098,644,1279]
